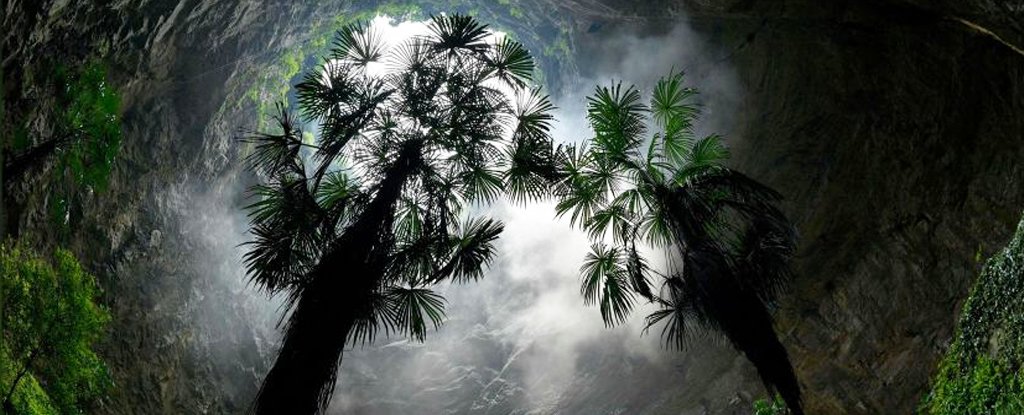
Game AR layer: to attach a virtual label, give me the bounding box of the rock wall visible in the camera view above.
[715,2,1024,413]
[3,0,1023,413]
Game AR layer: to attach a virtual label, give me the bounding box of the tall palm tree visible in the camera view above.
[240,15,556,415]
[554,72,803,414]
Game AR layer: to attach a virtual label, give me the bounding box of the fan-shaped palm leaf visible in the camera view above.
[487,37,534,89]
[330,21,385,66]
[580,244,634,326]
[385,287,447,341]
[428,14,490,56]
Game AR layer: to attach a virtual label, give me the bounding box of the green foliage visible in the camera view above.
[232,1,569,130]
[924,355,1024,414]
[239,2,424,129]
[753,395,788,415]
[554,72,792,330]
[0,366,57,415]
[921,218,1024,414]
[45,61,122,230]
[555,72,802,414]
[0,243,111,414]
[56,61,122,191]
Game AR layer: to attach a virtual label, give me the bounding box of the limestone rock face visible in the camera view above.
[3,1,1023,414]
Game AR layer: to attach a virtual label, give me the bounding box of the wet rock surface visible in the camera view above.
[3,0,1023,413]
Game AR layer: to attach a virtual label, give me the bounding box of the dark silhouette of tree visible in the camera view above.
[554,72,803,414]
[240,15,556,415]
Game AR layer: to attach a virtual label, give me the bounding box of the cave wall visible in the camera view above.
[712,3,1024,413]
[3,0,1024,414]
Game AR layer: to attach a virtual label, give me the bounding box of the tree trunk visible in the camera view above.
[250,141,422,415]
[1,65,6,240]
[2,347,38,411]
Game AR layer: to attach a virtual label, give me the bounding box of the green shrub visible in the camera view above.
[44,61,122,229]
[0,243,111,414]
[920,217,1024,414]
[58,61,121,192]
[752,395,787,415]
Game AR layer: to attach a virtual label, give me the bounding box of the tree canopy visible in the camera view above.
[553,72,803,414]
[241,14,557,414]
[0,243,111,414]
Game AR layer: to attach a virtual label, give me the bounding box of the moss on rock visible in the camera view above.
[921,216,1024,414]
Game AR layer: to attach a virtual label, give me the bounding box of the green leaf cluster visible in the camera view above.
[753,395,788,415]
[1,243,111,414]
[45,61,122,230]
[921,217,1024,414]
[56,61,122,192]
[553,72,793,337]
[554,72,802,414]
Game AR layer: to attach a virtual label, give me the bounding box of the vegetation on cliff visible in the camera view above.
[921,217,1024,414]
[0,243,111,414]
[3,60,121,233]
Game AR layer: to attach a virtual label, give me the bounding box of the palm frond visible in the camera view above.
[387,38,437,73]
[487,37,534,88]
[736,217,797,304]
[555,178,605,228]
[427,14,490,57]
[313,77,394,183]
[584,204,631,243]
[384,287,447,342]
[643,292,701,350]
[240,105,305,177]
[624,236,655,301]
[685,133,730,171]
[316,170,359,212]
[503,138,554,204]
[513,87,556,140]
[651,71,698,129]
[330,21,385,66]
[458,164,504,203]
[637,208,673,247]
[587,82,647,159]
[347,289,397,345]
[242,171,328,297]
[295,60,358,122]
[580,244,634,327]
[431,217,503,283]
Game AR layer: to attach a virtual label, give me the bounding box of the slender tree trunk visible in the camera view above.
[2,347,38,410]
[1,65,6,240]
[251,141,422,415]
[662,182,803,415]
[696,264,803,415]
